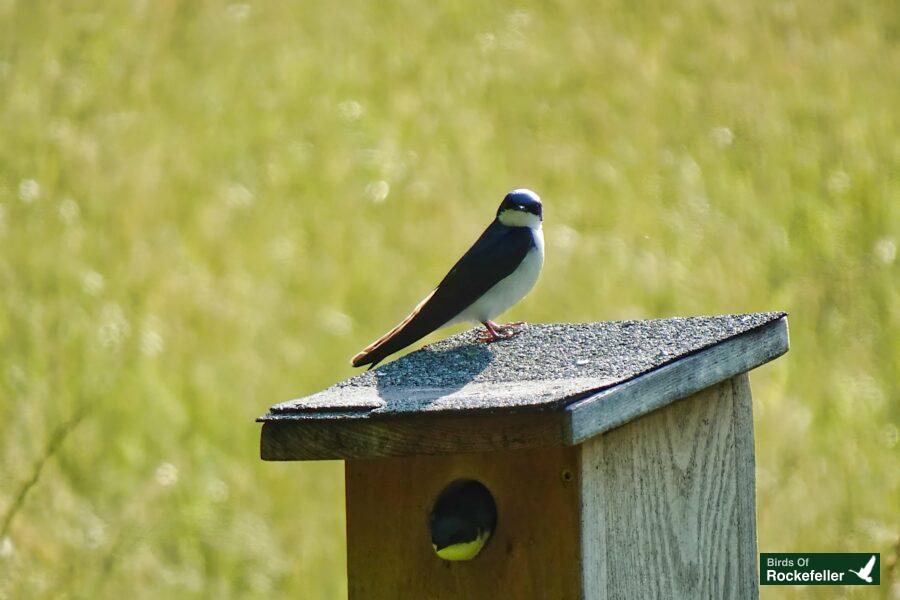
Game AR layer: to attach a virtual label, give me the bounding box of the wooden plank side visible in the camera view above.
[566,317,787,444]
[346,446,582,599]
[579,377,758,599]
[731,373,759,596]
[261,411,568,461]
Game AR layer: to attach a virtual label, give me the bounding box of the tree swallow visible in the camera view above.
[351,189,544,368]
[429,480,498,561]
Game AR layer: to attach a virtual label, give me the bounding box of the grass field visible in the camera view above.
[1,0,897,597]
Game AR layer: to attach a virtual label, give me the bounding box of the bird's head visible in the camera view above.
[430,514,479,553]
[497,189,542,228]
[429,480,497,561]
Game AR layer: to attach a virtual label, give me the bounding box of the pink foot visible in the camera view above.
[477,321,503,343]
[489,320,526,336]
[477,321,525,343]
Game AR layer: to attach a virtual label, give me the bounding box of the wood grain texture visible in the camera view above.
[346,445,582,599]
[731,374,759,593]
[566,316,787,445]
[261,411,567,460]
[579,376,758,599]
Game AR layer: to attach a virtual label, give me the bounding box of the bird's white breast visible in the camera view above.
[453,227,544,325]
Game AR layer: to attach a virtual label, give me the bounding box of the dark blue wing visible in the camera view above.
[352,221,535,368]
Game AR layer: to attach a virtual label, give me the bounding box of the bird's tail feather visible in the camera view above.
[351,290,441,368]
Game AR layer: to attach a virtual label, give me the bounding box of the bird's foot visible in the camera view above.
[476,328,504,343]
[477,321,525,343]
[492,321,525,334]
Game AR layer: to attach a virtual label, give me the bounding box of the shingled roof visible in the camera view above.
[259,312,788,459]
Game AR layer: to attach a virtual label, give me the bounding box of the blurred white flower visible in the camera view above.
[774,1,797,20]
[226,3,250,21]
[288,140,314,166]
[58,197,80,225]
[496,9,532,50]
[408,180,430,199]
[155,462,178,487]
[365,180,390,204]
[826,170,850,195]
[98,303,130,348]
[140,326,164,357]
[82,270,105,295]
[508,9,532,31]
[85,519,107,549]
[660,149,676,167]
[268,236,297,265]
[181,567,203,592]
[249,572,273,594]
[756,466,776,493]
[710,126,734,147]
[679,154,702,185]
[0,536,13,557]
[883,424,898,449]
[6,364,25,389]
[207,478,229,502]
[594,160,621,185]
[338,100,364,122]
[319,308,353,335]
[476,32,496,52]
[554,223,580,254]
[225,183,254,208]
[18,178,40,203]
[874,237,896,265]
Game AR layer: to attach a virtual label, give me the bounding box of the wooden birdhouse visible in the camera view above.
[258,312,788,599]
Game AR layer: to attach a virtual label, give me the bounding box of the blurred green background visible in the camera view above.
[1,0,897,597]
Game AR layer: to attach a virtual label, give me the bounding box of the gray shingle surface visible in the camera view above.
[263,312,785,420]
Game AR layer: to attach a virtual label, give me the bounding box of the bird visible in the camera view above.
[351,188,544,368]
[848,555,877,583]
[429,480,498,561]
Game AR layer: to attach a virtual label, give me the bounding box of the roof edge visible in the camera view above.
[564,316,789,444]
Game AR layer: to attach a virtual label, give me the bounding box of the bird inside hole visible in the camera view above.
[429,479,498,561]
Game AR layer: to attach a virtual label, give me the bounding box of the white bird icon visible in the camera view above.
[848,555,876,583]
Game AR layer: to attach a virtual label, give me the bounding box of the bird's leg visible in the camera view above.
[489,320,525,335]
[476,320,525,343]
[477,321,506,343]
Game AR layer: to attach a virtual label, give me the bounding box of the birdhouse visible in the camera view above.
[259,312,788,599]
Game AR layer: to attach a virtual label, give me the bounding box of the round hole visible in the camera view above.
[561,469,574,482]
[429,479,497,561]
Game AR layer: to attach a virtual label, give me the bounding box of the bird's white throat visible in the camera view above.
[498,209,542,229]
